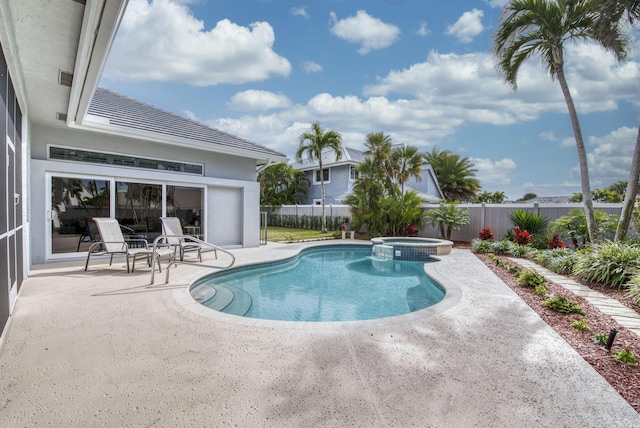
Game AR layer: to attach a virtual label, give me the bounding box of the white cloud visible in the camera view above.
[446,9,484,43]
[103,0,291,86]
[539,131,557,141]
[585,126,639,187]
[226,90,292,112]
[471,158,517,186]
[417,22,430,37]
[330,10,400,54]
[302,61,323,73]
[485,0,509,8]
[291,7,309,19]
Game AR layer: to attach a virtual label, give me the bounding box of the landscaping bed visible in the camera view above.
[474,252,640,412]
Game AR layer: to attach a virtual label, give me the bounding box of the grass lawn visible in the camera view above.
[267,227,339,242]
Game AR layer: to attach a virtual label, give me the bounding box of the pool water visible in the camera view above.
[191,246,445,322]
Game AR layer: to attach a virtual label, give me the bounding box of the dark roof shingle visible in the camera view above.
[87,88,286,160]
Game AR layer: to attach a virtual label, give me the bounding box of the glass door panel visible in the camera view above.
[115,181,163,243]
[166,185,204,238]
[51,177,110,254]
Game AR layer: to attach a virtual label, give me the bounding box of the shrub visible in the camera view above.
[627,275,640,305]
[550,209,619,248]
[508,209,549,236]
[534,248,578,275]
[571,319,590,331]
[518,268,546,288]
[478,227,494,240]
[534,284,547,295]
[471,238,494,253]
[573,240,640,289]
[613,349,637,365]
[513,227,531,245]
[542,295,585,314]
[592,333,608,345]
[548,233,568,249]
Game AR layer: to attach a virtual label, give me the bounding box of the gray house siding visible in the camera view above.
[300,165,355,204]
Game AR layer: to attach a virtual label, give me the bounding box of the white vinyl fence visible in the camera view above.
[267,203,624,242]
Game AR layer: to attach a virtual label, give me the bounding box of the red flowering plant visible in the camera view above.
[405,224,418,236]
[547,233,568,249]
[513,227,531,245]
[478,227,494,240]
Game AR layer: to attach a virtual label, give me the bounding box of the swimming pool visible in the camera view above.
[190,245,445,322]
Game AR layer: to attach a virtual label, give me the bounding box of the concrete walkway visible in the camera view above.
[512,258,640,337]
[1,242,638,427]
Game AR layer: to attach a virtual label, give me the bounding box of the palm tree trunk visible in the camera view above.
[319,158,327,232]
[556,66,597,242]
[615,126,640,241]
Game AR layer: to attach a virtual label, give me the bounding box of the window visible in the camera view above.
[314,168,330,184]
[49,146,204,175]
[349,165,359,181]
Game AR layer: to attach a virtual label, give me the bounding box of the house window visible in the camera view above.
[48,146,204,175]
[349,165,358,181]
[313,199,322,205]
[314,168,330,184]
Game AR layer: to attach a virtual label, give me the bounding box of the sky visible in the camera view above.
[100,0,640,200]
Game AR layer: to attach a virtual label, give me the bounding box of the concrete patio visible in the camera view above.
[1,242,638,427]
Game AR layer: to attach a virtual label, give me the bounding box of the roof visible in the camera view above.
[292,146,364,170]
[86,88,287,162]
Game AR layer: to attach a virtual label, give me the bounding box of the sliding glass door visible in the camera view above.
[48,175,204,257]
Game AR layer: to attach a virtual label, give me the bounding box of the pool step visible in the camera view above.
[199,285,252,316]
[220,285,252,316]
[191,283,217,304]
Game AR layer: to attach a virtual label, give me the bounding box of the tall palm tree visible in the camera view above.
[391,145,424,195]
[593,0,639,240]
[423,147,481,202]
[363,132,394,189]
[493,0,628,243]
[295,122,343,232]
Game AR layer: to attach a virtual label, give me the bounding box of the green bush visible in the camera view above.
[533,248,578,275]
[613,349,637,365]
[508,209,549,236]
[471,238,494,253]
[517,268,546,288]
[573,241,640,289]
[627,275,640,305]
[534,284,547,295]
[542,295,585,314]
[571,319,590,331]
[471,239,529,257]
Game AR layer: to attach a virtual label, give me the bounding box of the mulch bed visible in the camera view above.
[473,251,640,413]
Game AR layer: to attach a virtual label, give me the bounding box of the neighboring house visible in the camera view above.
[0,0,286,339]
[291,147,443,205]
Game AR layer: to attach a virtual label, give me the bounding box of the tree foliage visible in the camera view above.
[295,122,343,232]
[258,163,309,208]
[492,0,628,243]
[424,202,470,240]
[423,147,481,202]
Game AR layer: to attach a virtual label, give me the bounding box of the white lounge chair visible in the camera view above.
[160,217,216,262]
[84,218,174,273]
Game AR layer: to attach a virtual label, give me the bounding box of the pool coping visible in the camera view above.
[174,241,463,331]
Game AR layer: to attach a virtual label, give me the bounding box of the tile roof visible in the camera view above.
[87,88,286,161]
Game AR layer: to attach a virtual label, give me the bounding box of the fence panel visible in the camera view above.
[269,203,624,241]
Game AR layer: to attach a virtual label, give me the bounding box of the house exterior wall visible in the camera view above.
[29,124,261,264]
[299,165,354,205]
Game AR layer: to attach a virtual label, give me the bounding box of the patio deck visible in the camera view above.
[0,242,638,427]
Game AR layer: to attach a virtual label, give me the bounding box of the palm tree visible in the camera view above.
[592,0,639,240]
[295,122,343,232]
[258,163,309,208]
[493,0,628,243]
[391,145,424,195]
[423,147,481,202]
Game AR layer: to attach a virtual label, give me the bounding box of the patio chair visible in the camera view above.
[84,217,174,273]
[160,217,217,262]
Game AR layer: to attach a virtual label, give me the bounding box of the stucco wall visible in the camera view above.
[31,124,257,181]
[29,124,262,263]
